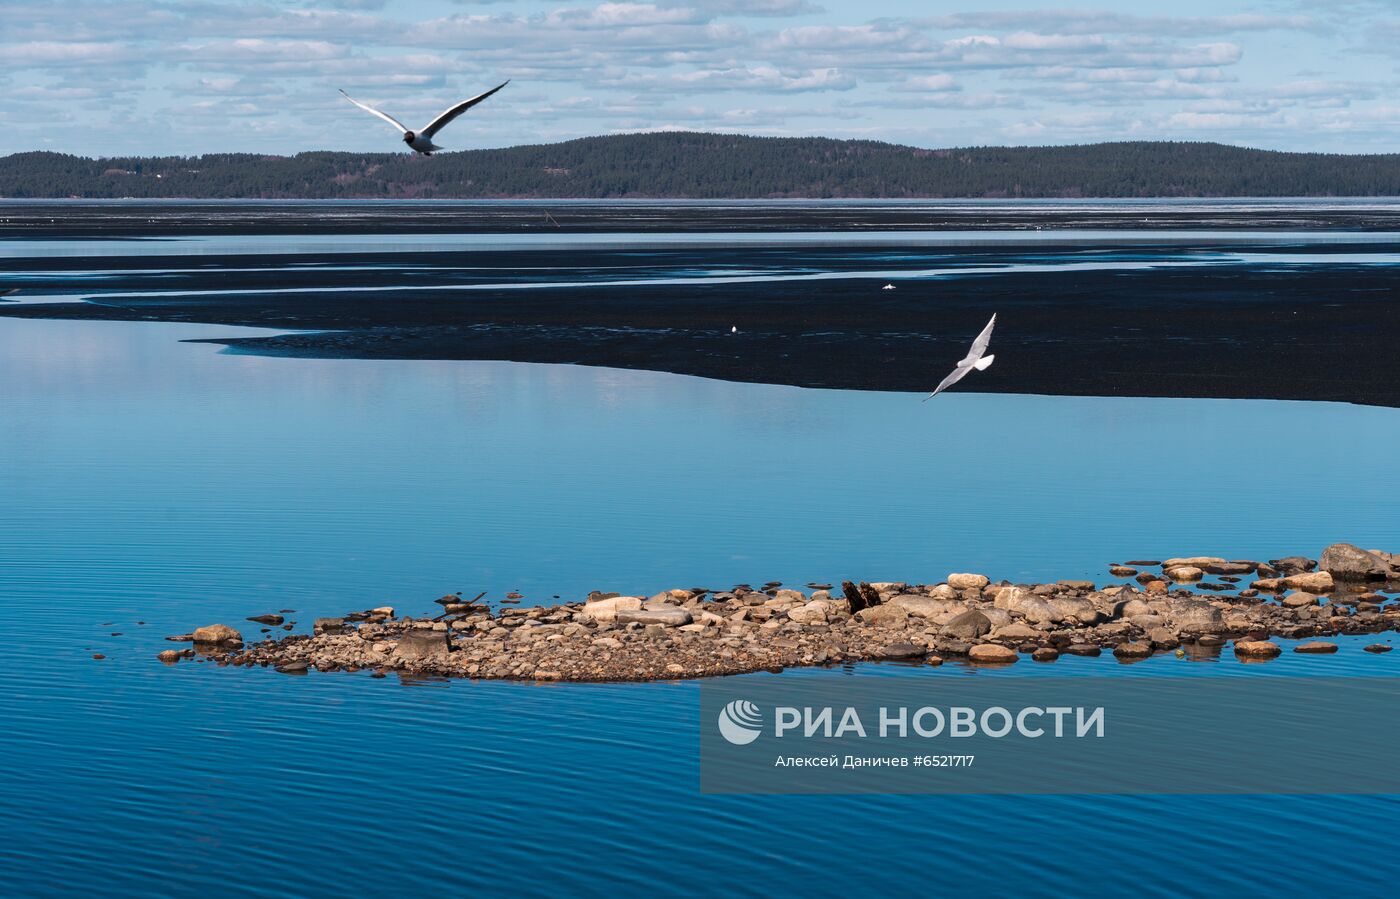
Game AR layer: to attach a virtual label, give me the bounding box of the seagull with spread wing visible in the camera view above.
[339,81,509,155]
[923,313,997,401]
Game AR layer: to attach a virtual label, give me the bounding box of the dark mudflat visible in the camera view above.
[3,205,1399,406]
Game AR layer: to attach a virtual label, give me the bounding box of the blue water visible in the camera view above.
[3,236,1400,894]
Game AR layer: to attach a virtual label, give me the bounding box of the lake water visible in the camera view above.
[3,224,1400,895]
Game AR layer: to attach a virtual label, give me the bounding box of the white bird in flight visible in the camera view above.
[339,81,509,155]
[923,313,997,401]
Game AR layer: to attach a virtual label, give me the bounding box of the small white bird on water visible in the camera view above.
[882,283,897,290]
[923,313,997,401]
[339,81,509,155]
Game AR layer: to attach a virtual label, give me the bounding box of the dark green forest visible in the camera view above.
[4,133,1400,198]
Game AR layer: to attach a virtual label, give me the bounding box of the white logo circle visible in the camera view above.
[717,699,763,745]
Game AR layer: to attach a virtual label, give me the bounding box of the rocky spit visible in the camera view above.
[160,543,1400,682]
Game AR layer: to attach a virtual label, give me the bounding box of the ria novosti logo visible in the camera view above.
[717,699,763,745]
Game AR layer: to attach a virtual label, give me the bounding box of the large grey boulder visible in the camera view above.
[995,587,1061,624]
[888,594,964,622]
[1164,599,1224,633]
[1320,543,1391,581]
[941,609,992,639]
[788,600,835,625]
[856,604,910,628]
[583,596,644,623]
[1049,595,1100,625]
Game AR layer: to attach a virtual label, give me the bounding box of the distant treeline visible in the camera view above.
[4,133,1400,199]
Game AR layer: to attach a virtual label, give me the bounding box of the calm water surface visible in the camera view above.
[3,248,1400,894]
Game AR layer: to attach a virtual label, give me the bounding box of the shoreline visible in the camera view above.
[6,200,1400,238]
[165,545,1400,682]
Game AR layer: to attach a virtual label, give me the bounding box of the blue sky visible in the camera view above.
[2,0,1396,157]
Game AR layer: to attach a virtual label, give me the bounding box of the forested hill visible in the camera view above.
[4,133,1400,199]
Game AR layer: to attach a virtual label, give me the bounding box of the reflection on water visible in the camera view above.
[2,317,1399,895]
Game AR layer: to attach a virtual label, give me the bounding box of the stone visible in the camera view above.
[1270,556,1316,573]
[1203,561,1257,575]
[246,614,284,625]
[1293,641,1338,654]
[1282,591,1319,609]
[1363,644,1393,654]
[191,624,242,644]
[1113,642,1153,659]
[1031,647,1060,662]
[1254,571,1334,593]
[968,644,1018,664]
[888,594,963,621]
[1057,580,1095,591]
[1109,566,1138,577]
[1147,627,1180,649]
[1048,595,1100,624]
[980,608,1012,628]
[787,600,834,625]
[993,586,1061,624]
[618,607,693,627]
[1320,543,1391,581]
[880,642,926,660]
[1234,640,1282,658]
[313,618,346,634]
[1119,598,1154,618]
[1165,599,1225,633]
[275,660,310,673]
[992,622,1045,641]
[1144,580,1169,595]
[947,572,990,590]
[925,655,944,667]
[1163,556,1227,569]
[583,595,644,623]
[1064,644,1102,657]
[156,649,182,663]
[856,604,909,628]
[394,628,451,660]
[941,609,992,639]
[1164,566,1204,581]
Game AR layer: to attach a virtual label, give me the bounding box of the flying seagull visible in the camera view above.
[339,81,509,155]
[923,313,997,401]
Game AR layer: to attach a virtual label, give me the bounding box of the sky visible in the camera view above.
[2,0,1398,157]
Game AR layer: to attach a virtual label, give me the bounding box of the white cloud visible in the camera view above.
[0,0,1394,155]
